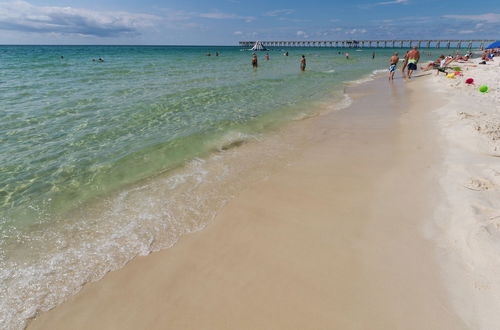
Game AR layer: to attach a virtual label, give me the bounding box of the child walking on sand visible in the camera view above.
[388,52,399,80]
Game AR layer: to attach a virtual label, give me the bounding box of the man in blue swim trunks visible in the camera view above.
[406,46,420,79]
[388,52,399,80]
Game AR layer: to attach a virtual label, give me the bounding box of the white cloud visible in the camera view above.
[233,30,242,35]
[263,9,294,17]
[359,0,408,9]
[376,0,409,5]
[443,13,500,23]
[199,11,255,22]
[296,30,309,38]
[459,30,475,34]
[346,28,367,34]
[0,0,160,37]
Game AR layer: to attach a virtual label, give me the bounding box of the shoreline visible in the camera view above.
[28,74,467,329]
[2,56,389,330]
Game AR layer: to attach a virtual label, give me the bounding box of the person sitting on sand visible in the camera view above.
[421,55,444,71]
[481,51,494,61]
[388,52,399,80]
[421,55,454,75]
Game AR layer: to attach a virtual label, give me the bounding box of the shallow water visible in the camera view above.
[0,45,422,329]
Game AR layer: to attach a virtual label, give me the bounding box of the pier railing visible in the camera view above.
[239,40,496,49]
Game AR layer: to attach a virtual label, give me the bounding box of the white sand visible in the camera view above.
[424,56,500,329]
[28,75,468,330]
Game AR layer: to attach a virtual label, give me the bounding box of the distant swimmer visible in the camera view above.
[284,51,289,56]
[300,55,306,71]
[252,53,258,68]
[372,52,375,59]
[60,55,64,59]
[206,52,211,56]
[215,52,219,56]
[406,46,420,79]
[388,52,399,80]
[345,52,349,60]
[98,57,104,62]
[265,53,269,61]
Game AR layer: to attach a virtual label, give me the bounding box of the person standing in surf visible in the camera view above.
[252,53,258,69]
[401,50,409,77]
[300,55,306,71]
[406,47,420,79]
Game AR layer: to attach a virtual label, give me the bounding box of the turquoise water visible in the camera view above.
[0,45,404,329]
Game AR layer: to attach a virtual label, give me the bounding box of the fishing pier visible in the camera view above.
[239,40,495,49]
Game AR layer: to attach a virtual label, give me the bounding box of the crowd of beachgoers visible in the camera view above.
[386,46,499,80]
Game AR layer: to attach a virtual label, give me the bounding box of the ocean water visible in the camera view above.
[0,45,412,328]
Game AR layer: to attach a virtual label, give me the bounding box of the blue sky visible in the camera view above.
[0,0,498,44]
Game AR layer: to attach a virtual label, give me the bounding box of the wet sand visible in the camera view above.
[29,76,467,330]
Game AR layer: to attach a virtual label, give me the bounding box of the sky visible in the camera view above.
[0,0,498,45]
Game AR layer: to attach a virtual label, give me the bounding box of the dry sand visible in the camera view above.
[29,76,467,329]
[425,57,500,330]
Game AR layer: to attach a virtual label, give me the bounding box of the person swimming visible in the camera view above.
[300,55,306,71]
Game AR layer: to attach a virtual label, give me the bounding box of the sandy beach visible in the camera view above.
[27,73,474,329]
[424,57,500,329]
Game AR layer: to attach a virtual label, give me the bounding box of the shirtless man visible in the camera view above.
[300,55,306,71]
[406,47,420,79]
[388,52,399,80]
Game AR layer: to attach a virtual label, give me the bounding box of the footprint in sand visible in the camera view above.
[463,177,495,191]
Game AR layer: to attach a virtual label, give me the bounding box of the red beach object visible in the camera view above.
[465,78,474,84]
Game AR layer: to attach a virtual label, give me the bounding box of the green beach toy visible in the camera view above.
[453,66,461,72]
[479,86,489,93]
